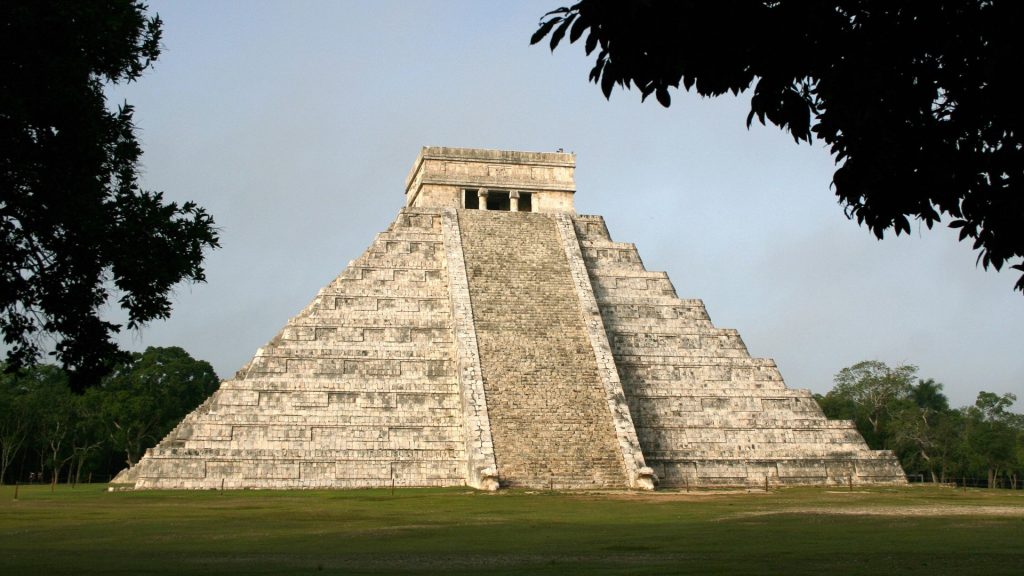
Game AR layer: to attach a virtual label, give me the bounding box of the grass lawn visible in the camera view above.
[1,484,1021,575]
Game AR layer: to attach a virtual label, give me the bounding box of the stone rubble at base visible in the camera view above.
[113,147,906,490]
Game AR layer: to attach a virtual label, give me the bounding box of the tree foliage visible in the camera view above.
[99,346,219,468]
[888,378,956,483]
[819,360,1022,487]
[832,360,917,442]
[533,1,1024,292]
[963,391,1020,488]
[0,347,218,484]
[1,1,220,390]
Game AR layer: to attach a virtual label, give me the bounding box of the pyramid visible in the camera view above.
[116,147,905,490]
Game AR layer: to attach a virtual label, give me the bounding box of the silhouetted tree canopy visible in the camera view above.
[1,1,219,390]
[533,1,1024,292]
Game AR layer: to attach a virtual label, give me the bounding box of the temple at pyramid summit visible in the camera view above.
[115,147,906,490]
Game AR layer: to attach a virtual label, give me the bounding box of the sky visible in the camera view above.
[104,0,1022,410]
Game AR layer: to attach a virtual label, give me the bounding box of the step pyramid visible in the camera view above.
[115,147,905,490]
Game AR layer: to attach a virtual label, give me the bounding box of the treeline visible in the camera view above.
[816,360,1023,489]
[0,347,219,485]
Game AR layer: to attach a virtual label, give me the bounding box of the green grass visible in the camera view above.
[2,485,1022,575]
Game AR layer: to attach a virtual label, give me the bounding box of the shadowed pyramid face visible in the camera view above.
[116,148,905,491]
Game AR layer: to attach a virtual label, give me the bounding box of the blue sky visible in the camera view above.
[106,0,1022,409]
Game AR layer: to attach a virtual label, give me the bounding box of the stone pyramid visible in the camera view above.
[117,147,905,490]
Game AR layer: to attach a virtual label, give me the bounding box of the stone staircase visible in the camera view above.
[458,209,627,488]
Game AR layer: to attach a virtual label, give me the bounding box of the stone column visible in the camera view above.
[477,189,488,210]
[509,190,520,212]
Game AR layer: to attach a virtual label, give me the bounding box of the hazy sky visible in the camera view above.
[105,0,1022,410]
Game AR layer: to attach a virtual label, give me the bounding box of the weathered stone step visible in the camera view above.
[600,318,716,332]
[579,239,640,251]
[335,267,446,286]
[606,326,745,340]
[348,252,442,267]
[614,354,780,369]
[572,215,612,241]
[583,252,645,264]
[645,447,874,460]
[600,302,712,323]
[250,343,454,359]
[622,384,793,398]
[193,412,464,427]
[609,329,747,355]
[320,284,448,299]
[285,311,452,328]
[612,349,751,360]
[459,209,628,489]
[277,325,452,344]
[219,377,459,392]
[627,415,834,428]
[179,439,466,452]
[597,295,705,307]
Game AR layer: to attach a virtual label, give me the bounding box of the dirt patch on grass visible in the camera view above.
[566,489,773,503]
[563,488,1024,518]
[732,505,1024,518]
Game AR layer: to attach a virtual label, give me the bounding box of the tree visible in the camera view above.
[98,346,219,469]
[0,348,220,484]
[532,1,1024,292]
[18,363,77,485]
[888,378,952,482]
[1011,419,1024,489]
[0,365,31,483]
[1,1,219,390]
[828,360,917,448]
[66,389,105,486]
[820,360,1022,486]
[963,391,1018,488]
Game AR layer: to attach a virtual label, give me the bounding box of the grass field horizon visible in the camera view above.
[3,484,1021,575]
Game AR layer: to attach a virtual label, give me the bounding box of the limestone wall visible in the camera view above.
[574,215,906,487]
[127,209,469,489]
[405,147,576,213]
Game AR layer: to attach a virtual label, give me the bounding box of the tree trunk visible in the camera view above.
[73,458,83,487]
[0,431,27,486]
[918,450,938,483]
